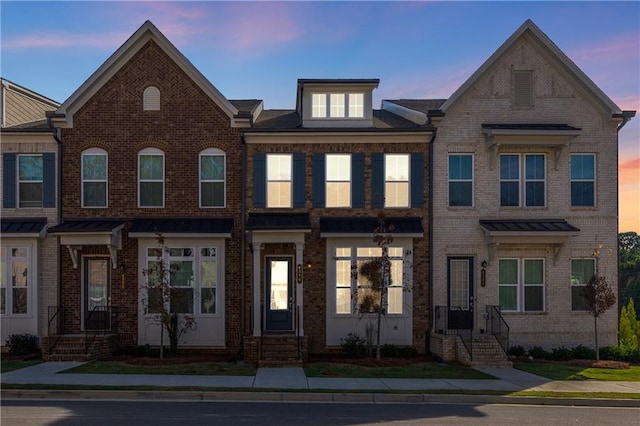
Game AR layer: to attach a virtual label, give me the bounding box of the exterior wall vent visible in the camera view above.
[143,86,160,111]
[513,71,533,108]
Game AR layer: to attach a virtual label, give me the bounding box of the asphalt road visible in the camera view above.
[1,400,639,425]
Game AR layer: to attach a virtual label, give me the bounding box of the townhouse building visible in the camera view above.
[1,78,60,344]
[384,20,635,362]
[2,19,633,365]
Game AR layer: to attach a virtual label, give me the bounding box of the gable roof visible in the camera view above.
[55,20,238,127]
[1,78,59,128]
[439,19,622,116]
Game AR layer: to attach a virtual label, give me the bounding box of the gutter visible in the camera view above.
[48,116,64,325]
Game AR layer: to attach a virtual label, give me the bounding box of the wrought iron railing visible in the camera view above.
[486,305,509,354]
[47,306,64,353]
[84,305,115,354]
[434,305,473,360]
[457,327,473,361]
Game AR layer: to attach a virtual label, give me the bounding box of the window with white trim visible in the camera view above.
[385,154,409,207]
[311,93,365,118]
[500,154,545,207]
[138,148,164,208]
[570,154,595,207]
[267,154,292,208]
[145,245,219,315]
[499,258,544,312]
[82,148,107,208]
[326,154,351,207]
[200,149,225,208]
[448,154,473,207]
[334,245,404,314]
[0,246,29,315]
[18,155,43,208]
[571,258,595,311]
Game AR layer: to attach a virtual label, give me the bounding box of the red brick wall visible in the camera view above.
[59,40,243,352]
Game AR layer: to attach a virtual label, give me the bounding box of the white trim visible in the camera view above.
[325,153,351,208]
[498,257,546,313]
[199,148,226,208]
[138,147,164,208]
[448,153,474,208]
[570,153,597,208]
[81,148,108,208]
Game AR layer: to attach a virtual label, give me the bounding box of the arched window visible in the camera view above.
[199,148,226,207]
[143,86,160,111]
[138,147,164,208]
[81,148,108,207]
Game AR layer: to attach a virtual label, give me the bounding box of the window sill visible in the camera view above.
[501,311,547,315]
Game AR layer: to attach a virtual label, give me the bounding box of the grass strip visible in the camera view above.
[61,361,256,376]
[514,362,640,381]
[304,362,495,379]
[1,360,43,373]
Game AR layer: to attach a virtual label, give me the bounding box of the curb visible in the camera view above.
[2,390,639,407]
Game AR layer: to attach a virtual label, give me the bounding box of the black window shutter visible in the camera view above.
[253,153,266,208]
[351,153,365,208]
[312,153,325,208]
[371,153,384,208]
[292,153,305,208]
[43,153,56,208]
[2,153,16,208]
[410,152,424,208]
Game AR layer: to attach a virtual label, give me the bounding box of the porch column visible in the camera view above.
[295,242,304,336]
[252,244,262,336]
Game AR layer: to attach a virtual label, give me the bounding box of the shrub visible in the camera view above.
[340,333,367,358]
[600,346,640,363]
[380,344,398,357]
[527,346,549,360]
[550,346,572,361]
[5,333,40,356]
[508,345,526,357]
[570,344,595,360]
[398,346,418,358]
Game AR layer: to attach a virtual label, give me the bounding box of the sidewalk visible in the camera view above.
[2,362,639,405]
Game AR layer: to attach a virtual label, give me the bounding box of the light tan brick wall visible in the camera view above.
[431,36,619,351]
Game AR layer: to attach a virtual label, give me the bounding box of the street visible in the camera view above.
[1,400,639,425]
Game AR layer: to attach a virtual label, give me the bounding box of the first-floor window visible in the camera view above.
[144,245,218,315]
[334,245,404,314]
[571,259,595,311]
[0,247,29,315]
[499,258,544,312]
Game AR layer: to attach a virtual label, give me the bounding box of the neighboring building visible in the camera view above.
[242,79,432,363]
[46,21,253,359]
[384,19,635,361]
[1,78,60,346]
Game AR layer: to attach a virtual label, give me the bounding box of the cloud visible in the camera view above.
[619,157,640,232]
[570,33,639,65]
[2,31,131,50]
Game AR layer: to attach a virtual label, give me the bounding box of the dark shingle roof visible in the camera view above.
[246,213,311,230]
[1,218,48,235]
[385,99,447,114]
[481,123,582,131]
[1,118,51,131]
[130,218,233,235]
[479,219,580,233]
[229,99,262,115]
[320,216,424,235]
[253,110,301,129]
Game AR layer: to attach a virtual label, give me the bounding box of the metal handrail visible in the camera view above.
[486,305,509,354]
[84,305,111,354]
[457,327,473,361]
[47,306,64,353]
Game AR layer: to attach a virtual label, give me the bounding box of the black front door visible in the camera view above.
[265,257,293,331]
[83,257,110,330]
[447,257,474,330]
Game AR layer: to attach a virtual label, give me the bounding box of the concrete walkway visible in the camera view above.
[2,362,640,396]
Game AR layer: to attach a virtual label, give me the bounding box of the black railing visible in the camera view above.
[84,305,113,354]
[434,305,447,334]
[457,327,473,361]
[486,305,509,354]
[47,306,64,353]
[434,305,473,360]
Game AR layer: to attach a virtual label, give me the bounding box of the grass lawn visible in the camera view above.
[304,362,495,379]
[1,359,43,373]
[514,362,640,381]
[62,361,257,376]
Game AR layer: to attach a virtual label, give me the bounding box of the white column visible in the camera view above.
[252,244,262,336]
[295,242,304,336]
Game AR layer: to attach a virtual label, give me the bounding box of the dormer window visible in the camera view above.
[312,93,364,118]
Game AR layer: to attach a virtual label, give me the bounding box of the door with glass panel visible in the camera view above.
[447,257,474,330]
[84,258,110,330]
[265,256,293,331]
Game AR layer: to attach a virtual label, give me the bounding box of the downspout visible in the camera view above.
[427,125,437,354]
[240,133,247,340]
[50,118,63,331]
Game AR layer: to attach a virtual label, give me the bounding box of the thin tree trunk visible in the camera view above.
[160,321,165,359]
[594,315,599,362]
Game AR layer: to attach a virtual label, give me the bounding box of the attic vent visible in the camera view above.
[513,71,533,108]
[143,86,160,111]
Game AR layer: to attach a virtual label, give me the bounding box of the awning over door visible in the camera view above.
[1,218,48,238]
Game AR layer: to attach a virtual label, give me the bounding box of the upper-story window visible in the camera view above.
[200,149,225,208]
[500,154,545,207]
[138,148,164,208]
[385,154,410,208]
[570,154,595,207]
[267,154,292,208]
[143,86,160,111]
[82,148,107,208]
[326,154,351,208]
[18,155,43,208]
[2,153,54,209]
[312,93,365,118]
[448,154,473,207]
